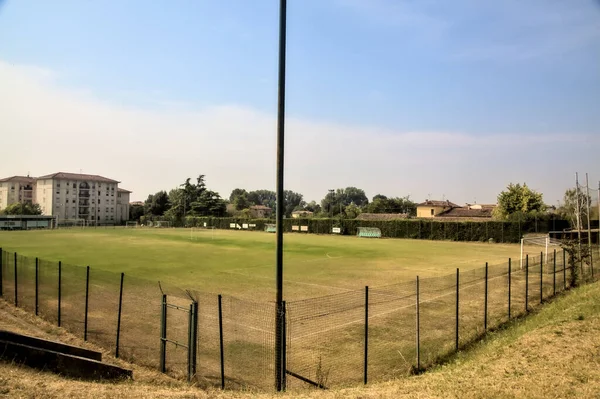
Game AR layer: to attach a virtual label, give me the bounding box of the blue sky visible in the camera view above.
[1,0,599,204]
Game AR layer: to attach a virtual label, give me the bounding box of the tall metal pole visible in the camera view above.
[275,0,287,392]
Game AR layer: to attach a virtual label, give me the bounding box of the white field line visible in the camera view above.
[290,272,513,341]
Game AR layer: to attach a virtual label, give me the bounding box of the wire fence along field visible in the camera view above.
[0,246,597,391]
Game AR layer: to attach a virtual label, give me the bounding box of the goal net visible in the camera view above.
[357,227,382,238]
[153,221,172,228]
[190,226,216,240]
[520,235,562,269]
[265,224,276,233]
[58,218,86,228]
[125,221,139,228]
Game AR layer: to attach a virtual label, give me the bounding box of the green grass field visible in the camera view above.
[0,227,535,301]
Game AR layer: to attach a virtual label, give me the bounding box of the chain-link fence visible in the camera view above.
[0,246,597,392]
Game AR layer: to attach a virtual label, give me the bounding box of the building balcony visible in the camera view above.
[78,192,90,198]
[79,201,90,207]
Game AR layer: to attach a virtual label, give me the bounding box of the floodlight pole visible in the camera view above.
[275,0,287,392]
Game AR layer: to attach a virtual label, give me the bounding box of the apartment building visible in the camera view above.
[0,176,36,209]
[0,172,132,224]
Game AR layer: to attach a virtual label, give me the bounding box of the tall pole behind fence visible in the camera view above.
[563,249,567,290]
[84,266,90,341]
[364,286,369,385]
[116,273,124,358]
[416,276,420,371]
[455,268,459,351]
[274,0,288,391]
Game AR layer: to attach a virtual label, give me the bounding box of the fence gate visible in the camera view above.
[159,294,198,381]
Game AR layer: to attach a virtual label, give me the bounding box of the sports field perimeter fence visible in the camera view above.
[0,246,597,391]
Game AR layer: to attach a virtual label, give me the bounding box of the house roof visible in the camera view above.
[292,210,314,214]
[129,201,144,206]
[356,213,409,221]
[36,172,119,183]
[417,199,460,208]
[437,207,493,218]
[118,188,132,193]
[0,176,35,183]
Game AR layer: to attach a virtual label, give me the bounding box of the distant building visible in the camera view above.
[416,200,460,218]
[0,176,36,209]
[291,210,314,219]
[249,205,273,218]
[0,172,132,225]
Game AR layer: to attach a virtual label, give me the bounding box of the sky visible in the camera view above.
[1,0,599,204]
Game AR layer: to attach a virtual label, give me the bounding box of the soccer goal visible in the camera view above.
[58,218,86,229]
[153,221,172,228]
[520,235,562,269]
[265,224,277,233]
[190,226,216,240]
[125,221,139,228]
[357,227,382,238]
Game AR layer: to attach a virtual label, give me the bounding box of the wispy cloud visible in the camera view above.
[335,0,600,62]
[0,60,597,204]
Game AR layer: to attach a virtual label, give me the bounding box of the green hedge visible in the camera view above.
[181,216,569,243]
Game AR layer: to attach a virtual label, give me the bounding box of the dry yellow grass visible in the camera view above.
[2,279,600,398]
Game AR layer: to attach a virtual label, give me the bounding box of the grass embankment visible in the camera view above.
[2,280,600,398]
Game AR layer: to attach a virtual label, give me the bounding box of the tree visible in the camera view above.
[283,190,306,218]
[494,183,545,220]
[304,201,321,214]
[144,191,170,216]
[129,203,144,221]
[365,195,416,216]
[558,187,592,229]
[320,187,368,217]
[165,175,227,220]
[247,190,276,209]
[1,202,42,215]
[344,203,362,219]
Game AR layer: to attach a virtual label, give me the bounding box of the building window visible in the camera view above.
[106,207,109,212]
[73,183,76,188]
[57,183,60,187]
[98,199,101,204]
[430,209,434,216]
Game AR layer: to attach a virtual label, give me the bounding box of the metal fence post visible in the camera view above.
[0,248,3,297]
[416,276,420,371]
[455,268,459,351]
[191,300,198,379]
[525,255,529,312]
[218,294,225,389]
[35,258,39,316]
[484,262,488,331]
[563,249,567,290]
[187,302,193,382]
[553,249,556,296]
[58,261,62,327]
[364,286,369,385]
[116,273,124,358]
[14,252,18,307]
[160,294,167,373]
[281,300,287,391]
[84,266,90,341]
[540,252,543,303]
[508,259,511,320]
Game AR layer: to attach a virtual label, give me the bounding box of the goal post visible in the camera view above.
[57,218,86,229]
[357,227,382,238]
[153,221,172,228]
[125,221,139,228]
[520,235,562,269]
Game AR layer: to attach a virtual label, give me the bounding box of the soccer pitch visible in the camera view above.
[0,228,533,301]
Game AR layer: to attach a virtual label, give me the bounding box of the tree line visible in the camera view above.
[127,175,598,228]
